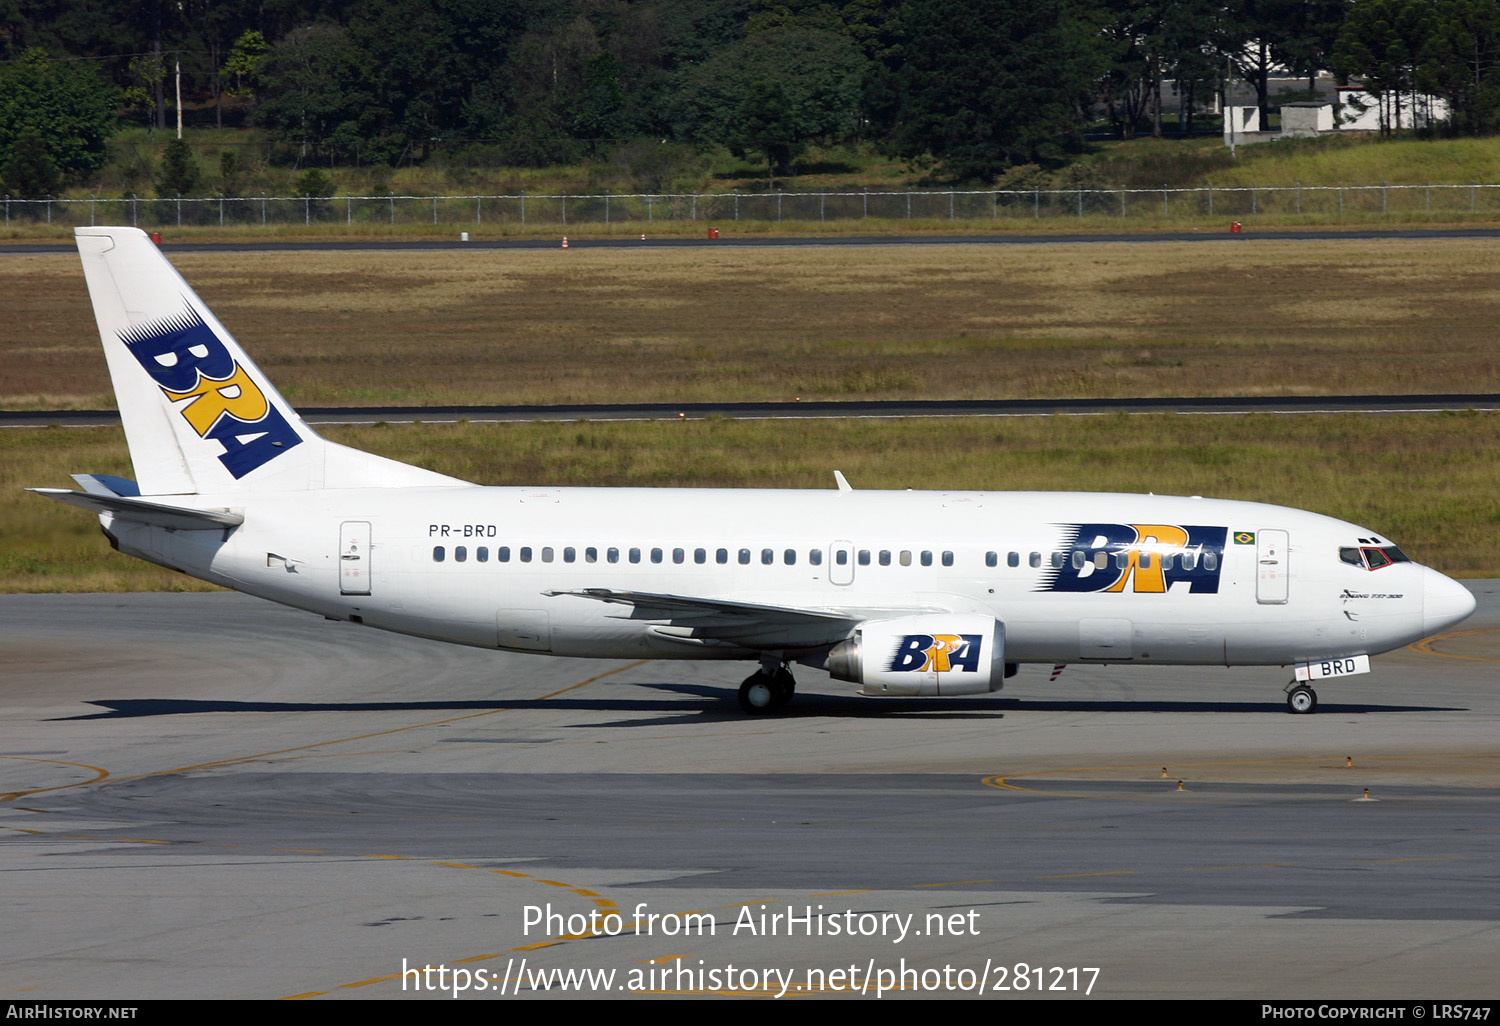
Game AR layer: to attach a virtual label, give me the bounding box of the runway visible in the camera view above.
[2,586,1497,1000]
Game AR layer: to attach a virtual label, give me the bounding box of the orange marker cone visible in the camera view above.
[562,236,569,249]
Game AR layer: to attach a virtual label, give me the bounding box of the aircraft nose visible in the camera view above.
[1423,568,1477,636]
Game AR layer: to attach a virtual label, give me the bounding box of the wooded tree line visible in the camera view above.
[2,0,1499,192]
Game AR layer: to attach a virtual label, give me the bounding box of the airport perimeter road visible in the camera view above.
[2,585,1497,1000]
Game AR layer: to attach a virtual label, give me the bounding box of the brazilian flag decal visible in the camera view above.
[1234,531,1256,545]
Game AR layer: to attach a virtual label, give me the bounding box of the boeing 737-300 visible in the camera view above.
[31,227,1478,714]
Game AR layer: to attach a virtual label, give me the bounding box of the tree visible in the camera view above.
[675,26,868,176]
[156,137,200,196]
[884,0,1106,180]
[1,126,62,198]
[1418,0,1500,133]
[0,47,118,180]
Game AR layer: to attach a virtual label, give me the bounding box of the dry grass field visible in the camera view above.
[3,239,1499,409]
[3,239,1496,592]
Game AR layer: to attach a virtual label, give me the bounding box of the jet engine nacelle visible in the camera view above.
[827,613,1006,697]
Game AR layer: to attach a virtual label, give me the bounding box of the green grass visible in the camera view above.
[5,412,1497,592]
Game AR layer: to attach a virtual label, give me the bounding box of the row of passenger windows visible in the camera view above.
[428,544,1218,571]
[430,545,953,566]
[986,549,1219,571]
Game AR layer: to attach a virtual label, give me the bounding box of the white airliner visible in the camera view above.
[33,227,1476,715]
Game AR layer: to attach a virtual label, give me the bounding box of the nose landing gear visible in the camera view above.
[1285,683,1318,714]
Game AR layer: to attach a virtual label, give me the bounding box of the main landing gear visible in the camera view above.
[738,665,796,714]
[1285,683,1318,715]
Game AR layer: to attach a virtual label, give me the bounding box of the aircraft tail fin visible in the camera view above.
[74,227,467,495]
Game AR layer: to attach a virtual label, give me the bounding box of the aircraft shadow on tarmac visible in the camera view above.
[60,682,1462,723]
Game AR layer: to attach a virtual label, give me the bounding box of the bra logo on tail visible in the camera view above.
[119,306,301,478]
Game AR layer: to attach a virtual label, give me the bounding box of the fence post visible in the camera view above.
[432,194,437,224]
[1382,181,1387,214]
[1208,185,1213,216]
[950,190,955,219]
[1162,185,1167,216]
[220,194,224,226]
[1425,185,1430,213]
[1077,188,1082,217]
[347,195,352,225]
[820,193,825,222]
[864,191,869,218]
[521,191,526,225]
[692,193,697,220]
[906,191,911,218]
[1119,188,1125,218]
[476,196,481,224]
[992,192,997,218]
[132,192,137,227]
[648,194,653,222]
[562,193,567,225]
[734,194,739,221]
[90,194,96,226]
[261,193,266,224]
[1339,185,1344,214]
[1251,188,1256,215]
[175,194,180,227]
[4,194,8,227]
[305,196,310,226]
[1034,188,1039,218]
[1295,182,1300,215]
[389,196,395,223]
[778,191,783,221]
[605,191,610,224]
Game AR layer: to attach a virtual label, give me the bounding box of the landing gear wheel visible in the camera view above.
[738,667,796,714]
[1286,684,1318,714]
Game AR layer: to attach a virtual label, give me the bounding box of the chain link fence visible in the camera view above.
[6,184,1500,229]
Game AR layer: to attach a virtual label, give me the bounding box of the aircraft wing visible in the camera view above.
[544,588,938,650]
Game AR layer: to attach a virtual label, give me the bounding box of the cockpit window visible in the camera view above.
[1343,544,1410,570]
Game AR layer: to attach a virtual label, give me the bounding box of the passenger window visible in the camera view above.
[942,551,953,567]
[673,548,685,564]
[1139,552,1152,569]
[1030,552,1042,568]
[520,546,532,563]
[563,546,575,563]
[784,549,796,565]
[694,548,706,564]
[809,549,822,566]
[629,547,641,563]
[901,550,912,567]
[585,547,597,563]
[541,546,554,562]
[455,546,467,562]
[739,548,751,565]
[716,548,728,564]
[835,550,848,566]
[986,551,998,568]
[1071,551,1085,570]
[1204,552,1218,571]
[858,550,871,565]
[477,546,488,562]
[1007,552,1019,568]
[1093,551,1108,569]
[761,548,774,565]
[879,550,891,566]
[499,546,510,562]
[651,547,663,564]
[433,546,445,562]
[1181,551,1196,570]
[607,547,619,563]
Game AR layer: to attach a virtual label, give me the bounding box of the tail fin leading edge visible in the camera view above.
[75,227,467,495]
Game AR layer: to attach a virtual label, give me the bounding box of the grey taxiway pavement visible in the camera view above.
[2,586,1497,1000]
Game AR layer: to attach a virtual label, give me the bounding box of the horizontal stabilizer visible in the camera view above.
[28,488,242,530]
